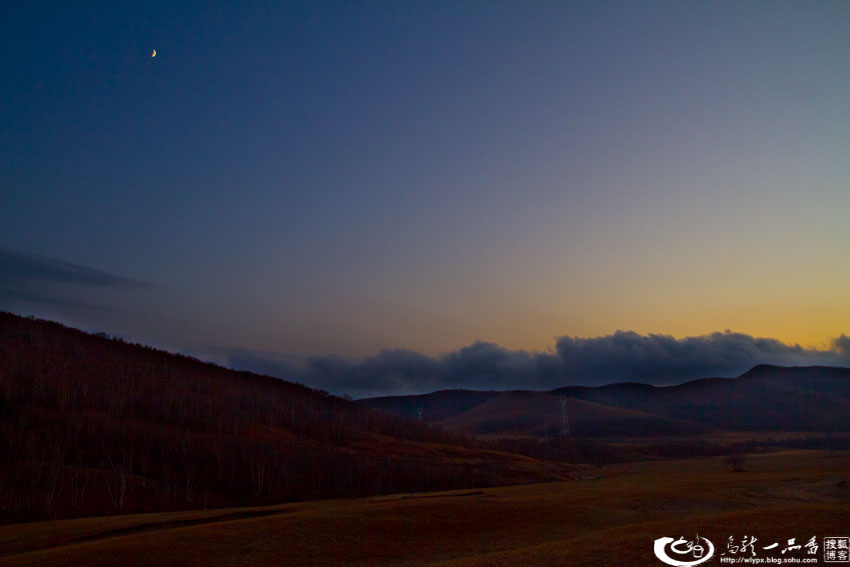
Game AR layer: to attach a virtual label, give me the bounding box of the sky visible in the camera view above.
[2,1,849,396]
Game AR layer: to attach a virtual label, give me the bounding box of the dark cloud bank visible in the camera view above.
[0,249,150,312]
[224,331,850,399]
[0,249,148,289]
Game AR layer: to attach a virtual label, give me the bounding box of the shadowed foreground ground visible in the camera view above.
[2,451,847,566]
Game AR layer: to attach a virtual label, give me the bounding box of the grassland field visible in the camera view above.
[1,450,847,566]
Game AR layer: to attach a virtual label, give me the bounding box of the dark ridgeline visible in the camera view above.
[360,389,713,438]
[361,365,850,467]
[364,390,503,423]
[0,313,568,523]
[362,366,850,436]
[552,365,850,431]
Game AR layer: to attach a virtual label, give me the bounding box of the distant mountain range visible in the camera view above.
[359,365,850,437]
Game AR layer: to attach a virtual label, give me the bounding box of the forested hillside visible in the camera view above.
[0,313,568,522]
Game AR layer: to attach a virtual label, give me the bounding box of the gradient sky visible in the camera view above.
[2,1,849,374]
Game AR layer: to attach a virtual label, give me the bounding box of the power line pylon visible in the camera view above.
[560,395,571,437]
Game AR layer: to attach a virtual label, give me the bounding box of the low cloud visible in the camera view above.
[553,330,848,383]
[219,330,850,399]
[833,334,850,356]
[0,249,150,289]
[0,249,151,313]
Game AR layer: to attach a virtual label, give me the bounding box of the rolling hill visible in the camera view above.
[554,365,850,431]
[362,366,850,437]
[435,391,710,438]
[0,312,571,523]
[362,389,502,423]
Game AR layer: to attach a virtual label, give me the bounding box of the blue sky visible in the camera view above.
[2,1,849,393]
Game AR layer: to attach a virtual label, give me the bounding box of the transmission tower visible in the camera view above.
[416,406,424,421]
[560,395,571,437]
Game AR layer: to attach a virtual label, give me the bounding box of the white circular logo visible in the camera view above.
[654,536,715,566]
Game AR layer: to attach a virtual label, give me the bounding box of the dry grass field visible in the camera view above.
[2,450,847,566]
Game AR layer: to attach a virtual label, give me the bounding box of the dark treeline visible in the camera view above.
[487,434,850,466]
[0,313,563,523]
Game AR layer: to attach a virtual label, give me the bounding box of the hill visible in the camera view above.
[435,391,710,438]
[362,366,850,437]
[0,313,570,523]
[360,390,502,423]
[553,365,850,431]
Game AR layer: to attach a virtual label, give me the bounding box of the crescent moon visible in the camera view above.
[151,49,156,58]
